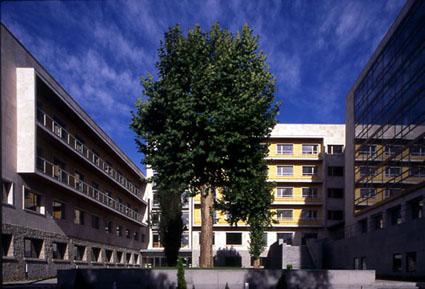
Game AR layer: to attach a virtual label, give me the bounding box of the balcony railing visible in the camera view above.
[36,157,143,224]
[37,109,143,200]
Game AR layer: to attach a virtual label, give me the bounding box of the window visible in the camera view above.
[24,188,44,214]
[277,232,293,245]
[24,238,43,259]
[409,198,423,219]
[182,212,189,230]
[389,206,402,225]
[116,251,123,263]
[226,233,242,245]
[73,245,86,261]
[126,253,132,264]
[53,158,66,183]
[74,209,85,225]
[301,209,318,220]
[385,145,402,156]
[105,221,112,234]
[134,232,139,241]
[126,229,131,239]
[2,234,13,257]
[105,249,113,263]
[302,187,318,198]
[359,166,376,177]
[328,145,343,154]
[52,116,67,140]
[277,166,293,176]
[361,257,367,270]
[181,233,189,248]
[359,145,376,156]
[302,144,318,154]
[2,180,14,205]
[116,225,123,237]
[409,166,425,177]
[328,166,343,177]
[384,188,401,199]
[276,209,293,220]
[410,146,425,156]
[276,187,293,198]
[360,188,376,198]
[151,212,160,226]
[153,233,161,248]
[328,188,343,198]
[52,201,66,220]
[52,242,67,260]
[371,213,383,230]
[354,257,360,269]
[406,252,416,272]
[327,210,343,221]
[91,215,100,229]
[75,136,85,154]
[302,166,317,176]
[141,234,145,243]
[393,254,403,272]
[74,171,85,192]
[277,144,293,155]
[91,247,101,262]
[385,166,401,177]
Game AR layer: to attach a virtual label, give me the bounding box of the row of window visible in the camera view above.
[358,165,425,178]
[353,252,417,273]
[276,187,319,198]
[2,234,140,265]
[275,166,343,177]
[2,181,145,242]
[275,144,343,155]
[357,144,425,157]
[276,209,319,221]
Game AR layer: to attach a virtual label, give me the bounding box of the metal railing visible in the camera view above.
[37,108,143,200]
[36,156,143,224]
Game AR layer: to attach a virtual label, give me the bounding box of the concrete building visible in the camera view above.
[143,124,345,268]
[1,25,149,282]
[324,0,425,279]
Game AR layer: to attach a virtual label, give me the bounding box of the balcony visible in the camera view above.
[266,152,322,161]
[36,157,144,225]
[37,109,144,202]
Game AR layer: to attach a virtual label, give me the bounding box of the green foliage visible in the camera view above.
[286,264,293,270]
[177,258,187,289]
[131,22,278,263]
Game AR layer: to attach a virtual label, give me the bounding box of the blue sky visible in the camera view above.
[2,0,405,171]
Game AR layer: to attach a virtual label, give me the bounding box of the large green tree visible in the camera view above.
[131,23,278,268]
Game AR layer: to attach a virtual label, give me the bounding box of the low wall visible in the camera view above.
[57,268,376,289]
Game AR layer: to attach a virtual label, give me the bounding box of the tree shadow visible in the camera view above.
[214,247,242,267]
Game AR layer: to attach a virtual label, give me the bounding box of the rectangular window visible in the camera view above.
[181,232,189,248]
[409,166,425,177]
[328,166,344,177]
[226,233,242,245]
[302,144,318,154]
[277,144,293,155]
[126,229,131,239]
[302,166,317,176]
[141,234,146,243]
[359,145,376,156]
[277,166,293,176]
[2,234,13,257]
[361,257,367,270]
[385,166,401,177]
[406,252,416,272]
[2,180,14,205]
[371,213,384,230]
[153,233,161,248]
[73,245,86,261]
[276,209,293,220]
[105,249,113,263]
[410,146,425,156]
[74,209,85,225]
[360,188,376,198]
[52,242,67,260]
[389,206,402,225]
[277,232,293,245]
[105,221,112,234]
[302,187,318,198]
[328,145,343,154]
[393,254,403,272]
[328,188,344,198]
[151,212,160,226]
[359,166,376,177]
[384,188,402,199]
[91,247,101,262]
[276,187,293,198]
[354,257,360,270]
[91,215,100,229]
[52,201,66,220]
[327,210,344,221]
[134,231,139,241]
[116,251,123,264]
[24,238,43,259]
[301,209,318,220]
[74,171,85,192]
[409,198,423,220]
[385,145,402,156]
[24,188,44,214]
[126,253,132,264]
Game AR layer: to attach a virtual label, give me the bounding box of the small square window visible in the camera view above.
[52,201,66,220]
[24,238,43,259]
[73,245,86,261]
[277,166,293,176]
[226,233,242,245]
[24,188,45,214]
[116,251,124,264]
[91,247,101,262]
[277,209,293,220]
[74,209,85,225]
[393,253,403,272]
[91,215,100,229]
[52,242,67,260]
[276,187,293,198]
[302,166,317,176]
[277,144,293,155]
[105,249,113,263]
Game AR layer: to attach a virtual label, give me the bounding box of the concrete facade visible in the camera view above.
[1,25,149,281]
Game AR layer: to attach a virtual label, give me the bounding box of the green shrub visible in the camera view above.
[177,258,187,289]
[286,264,293,270]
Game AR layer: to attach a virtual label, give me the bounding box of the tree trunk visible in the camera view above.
[199,186,214,268]
[252,257,260,268]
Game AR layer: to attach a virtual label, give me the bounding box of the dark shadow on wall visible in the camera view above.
[214,247,242,267]
[58,268,175,289]
[244,269,286,289]
[266,241,282,269]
